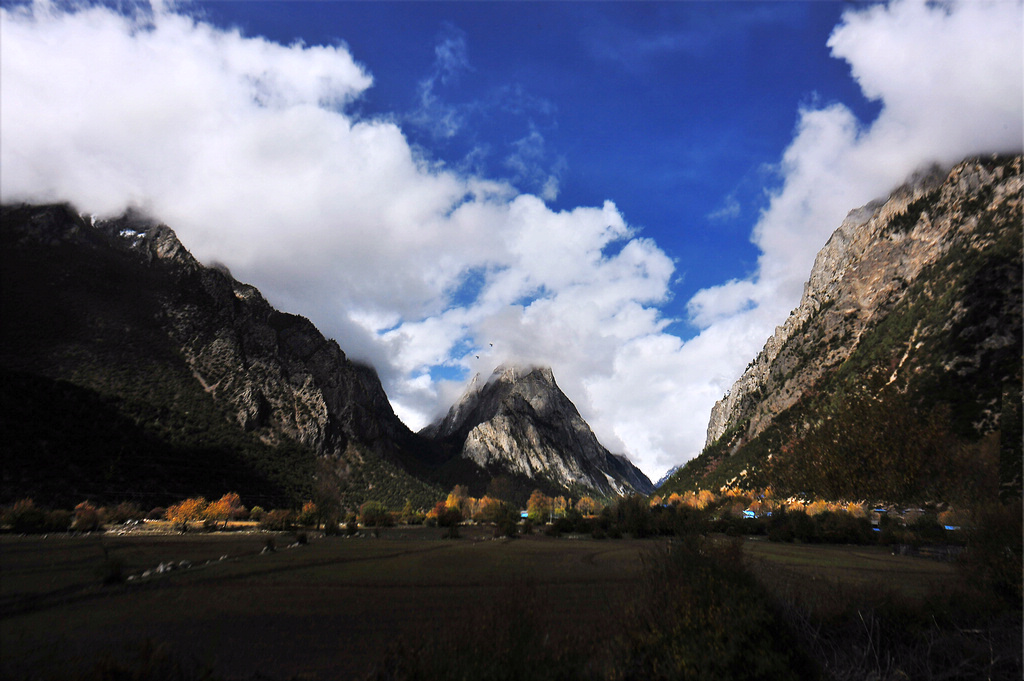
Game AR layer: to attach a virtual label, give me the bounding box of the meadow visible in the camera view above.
[4,525,1012,681]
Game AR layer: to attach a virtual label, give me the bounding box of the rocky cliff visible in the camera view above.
[1,203,439,507]
[664,155,1022,502]
[423,365,654,497]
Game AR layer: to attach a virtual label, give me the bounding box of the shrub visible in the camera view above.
[359,501,394,527]
[960,500,1023,605]
[106,501,143,525]
[259,509,294,531]
[72,501,102,532]
[249,506,265,522]
[297,501,318,527]
[6,499,47,533]
[45,509,72,532]
[493,504,520,539]
[147,507,166,521]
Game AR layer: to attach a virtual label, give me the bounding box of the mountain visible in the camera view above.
[1,203,440,508]
[423,365,654,498]
[661,155,1022,504]
[654,465,683,490]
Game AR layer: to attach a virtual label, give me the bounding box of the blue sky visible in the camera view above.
[197,0,883,337]
[2,1,1021,478]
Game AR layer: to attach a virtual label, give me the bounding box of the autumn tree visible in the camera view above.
[297,501,318,527]
[445,485,471,517]
[165,497,207,533]
[527,490,552,523]
[576,496,600,516]
[205,493,244,529]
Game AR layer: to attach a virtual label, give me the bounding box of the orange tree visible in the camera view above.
[165,497,207,533]
[205,493,244,529]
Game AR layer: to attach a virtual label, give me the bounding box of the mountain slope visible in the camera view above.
[661,155,1022,503]
[424,365,654,497]
[1,203,440,508]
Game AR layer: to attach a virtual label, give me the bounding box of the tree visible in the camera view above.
[297,501,318,527]
[486,475,516,503]
[165,497,207,533]
[312,457,346,533]
[576,496,598,515]
[527,490,552,523]
[445,485,471,517]
[205,493,244,529]
[431,500,462,529]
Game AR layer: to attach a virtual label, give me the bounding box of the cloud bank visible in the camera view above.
[2,0,1020,480]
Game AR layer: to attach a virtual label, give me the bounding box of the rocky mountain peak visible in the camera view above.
[669,155,1022,502]
[704,156,1022,450]
[423,364,653,496]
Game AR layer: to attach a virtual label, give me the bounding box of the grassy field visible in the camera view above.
[1,527,648,679]
[741,537,957,603]
[0,528,985,680]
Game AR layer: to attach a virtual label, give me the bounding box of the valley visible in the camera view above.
[1,527,994,681]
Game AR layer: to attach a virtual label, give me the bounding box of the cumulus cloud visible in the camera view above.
[0,0,675,466]
[676,0,1023,462]
[1,0,1020,481]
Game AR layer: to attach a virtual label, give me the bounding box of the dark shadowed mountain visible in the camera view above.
[661,155,1022,504]
[0,203,440,508]
[1,204,651,508]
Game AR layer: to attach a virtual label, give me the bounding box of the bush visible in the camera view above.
[493,504,520,539]
[297,501,318,527]
[72,501,102,532]
[960,500,1023,605]
[45,509,72,532]
[147,507,166,521]
[6,499,48,533]
[249,506,265,522]
[359,501,394,527]
[259,509,294,531]
[106,501,143,525]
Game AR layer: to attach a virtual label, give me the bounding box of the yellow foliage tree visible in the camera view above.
[527,490,552,523]
[696,490,716,510]
[576,496,600,516]
[205,493,244,529]
[166,497,207,533]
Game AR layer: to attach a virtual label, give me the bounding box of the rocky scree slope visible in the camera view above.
[0,204,439,507]
[423,365,654,497]
[663,155,1022,502]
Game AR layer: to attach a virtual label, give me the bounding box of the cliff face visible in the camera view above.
[706,156,1022,448]
[0,203,437,506]
[424,366,654,497]
[665,155,1022,501]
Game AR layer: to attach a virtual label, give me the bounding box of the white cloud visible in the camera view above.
[674,0,1023,469]
[1,0,1020,482]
